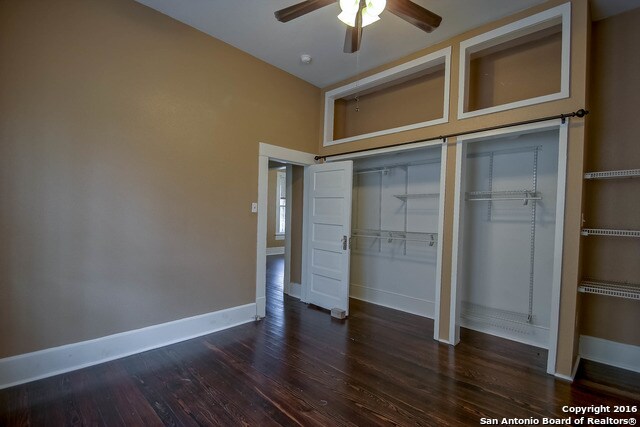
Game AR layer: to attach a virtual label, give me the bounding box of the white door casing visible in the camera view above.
[303,161,353,314]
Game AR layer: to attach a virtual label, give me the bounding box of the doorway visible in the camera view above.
[255,143,315,318]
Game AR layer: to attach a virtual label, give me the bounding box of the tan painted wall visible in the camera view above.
[580,7,640,346]
[333,69,445,140]
[319,0,589,375]
[267,168,285,248]
[467,29,562,112]
[0,0,320,357]
[290,166,305,284]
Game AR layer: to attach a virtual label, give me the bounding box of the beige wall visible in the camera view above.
[580,7,640,346]
[266,167,285,248]
[333,69,445,140]
[290,166,305,284]
[0,0,320,357]
[319,0,589,376]
[467,29,562,112]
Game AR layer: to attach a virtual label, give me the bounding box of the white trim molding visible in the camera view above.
[434,141,448,341]
[350,284,435,319]
[259,142,317,166]
[323,47,451,147]
[0,303,257,390]
[458,2,571,120]
[546,122,568,375]
[266,247,285,256]
[283,164,293,295]
[580,335,640,374]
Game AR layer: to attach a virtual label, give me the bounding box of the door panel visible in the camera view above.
[305,161,353,315]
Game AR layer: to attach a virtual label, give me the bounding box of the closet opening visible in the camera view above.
[451,120,568,374]
[324,140,447,340]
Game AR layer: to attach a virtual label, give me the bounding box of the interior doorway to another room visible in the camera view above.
[265,161,306,316]
[265,162,286,316]
[256,143,316,319]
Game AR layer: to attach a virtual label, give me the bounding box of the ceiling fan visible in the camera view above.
[274,0,442,53]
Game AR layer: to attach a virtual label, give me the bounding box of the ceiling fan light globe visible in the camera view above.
[362,14,381,27]
[339,0,359,14]
[365,0,386,16]
[337,9,356,26]
[338,0,385,27]
[338,10,380,27]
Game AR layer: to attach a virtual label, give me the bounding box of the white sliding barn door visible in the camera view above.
[304,161,353,315]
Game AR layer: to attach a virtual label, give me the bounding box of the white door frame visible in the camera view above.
[326,139,448,342]
[449,119,568,375]
[256,143,316,318]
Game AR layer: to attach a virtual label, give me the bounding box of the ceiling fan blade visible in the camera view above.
[386,0,442,33]
[343,0,365,53]
[274,0,336,23]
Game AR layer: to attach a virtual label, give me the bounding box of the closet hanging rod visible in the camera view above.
[352,228,437,236]
[316,109,589,161]
[467,196,542,202]
[466,190,542,203]
[352,234,437,244]
[394,193,440,200]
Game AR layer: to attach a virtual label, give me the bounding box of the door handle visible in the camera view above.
[341,235,347,250]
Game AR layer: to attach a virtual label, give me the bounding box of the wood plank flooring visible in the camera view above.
[1,255,638,426]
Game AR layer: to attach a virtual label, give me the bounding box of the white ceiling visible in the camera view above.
[135,0,640,88]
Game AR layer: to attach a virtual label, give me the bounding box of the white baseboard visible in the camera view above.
[256,296,266,318]
[287,282,301,299]
[350,283,434,318]
[0,303,257,390]
[579,335,640,373]
[459,317,549,350]
[266,247,285,255]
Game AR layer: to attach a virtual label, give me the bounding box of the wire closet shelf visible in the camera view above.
[583,169,640,180]
[579,280,640,301]
[580,229,640,238]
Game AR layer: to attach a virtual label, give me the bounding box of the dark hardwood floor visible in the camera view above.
[1,255,638,426]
